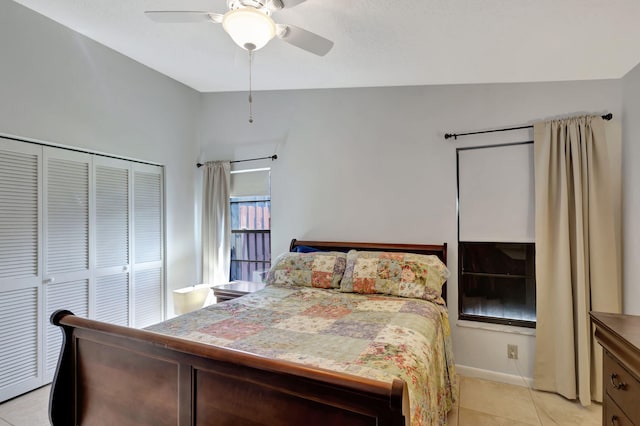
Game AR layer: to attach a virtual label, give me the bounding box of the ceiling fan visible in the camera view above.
[145,0,334,56]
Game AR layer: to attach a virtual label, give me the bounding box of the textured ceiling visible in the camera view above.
[10,0,640,93]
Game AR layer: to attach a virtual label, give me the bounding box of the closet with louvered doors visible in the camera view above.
[131,163,164,329]
[92,160,166,329]
[0,139,43,402]
[42,147,92,382]
[93,156,132,328]
[0,138,165,402]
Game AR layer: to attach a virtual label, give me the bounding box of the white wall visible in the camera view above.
[622,62,640,315]
[5,0,631,382]
[198,80,622,381]
[0,1,201,317]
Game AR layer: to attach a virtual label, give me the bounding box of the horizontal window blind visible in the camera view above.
[458,143,534,242]
[230,170,270,197]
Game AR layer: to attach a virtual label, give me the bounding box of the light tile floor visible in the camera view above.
[0,376,601,425]
[0,385,50,426]
[448,376,602,426]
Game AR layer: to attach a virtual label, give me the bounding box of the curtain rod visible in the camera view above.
[444,113,613,140]
[196,154,278,168]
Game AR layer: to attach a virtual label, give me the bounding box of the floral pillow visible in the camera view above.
[340,250,450,301]
[266,252,347,289]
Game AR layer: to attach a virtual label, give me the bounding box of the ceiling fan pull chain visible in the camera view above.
[248,49,254,123]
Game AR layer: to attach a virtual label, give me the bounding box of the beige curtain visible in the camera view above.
[533,116,622,405]
[202,161,231,286]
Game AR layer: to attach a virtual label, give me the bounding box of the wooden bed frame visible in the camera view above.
[49,240,447,426]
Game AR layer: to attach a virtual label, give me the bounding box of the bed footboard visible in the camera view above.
[49,310,409,426]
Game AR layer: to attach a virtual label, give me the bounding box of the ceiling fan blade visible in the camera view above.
[276,24,334,56]
[144,11,223,24]
[281,0,309,8]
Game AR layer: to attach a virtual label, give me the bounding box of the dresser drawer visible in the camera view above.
[604,351,640,423]
[604,393,634,426]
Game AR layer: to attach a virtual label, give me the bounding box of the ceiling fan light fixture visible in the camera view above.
[222,8,276,51]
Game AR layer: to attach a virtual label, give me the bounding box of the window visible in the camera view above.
[457,142,536,327]
[229,168,271,282]
[459,242,535,327]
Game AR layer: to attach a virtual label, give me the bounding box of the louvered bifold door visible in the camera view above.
[93,157,131,326]
[0,139,42,402]
[43,148,91,381]
[132,164,164,328]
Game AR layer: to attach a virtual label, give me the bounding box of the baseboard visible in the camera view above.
[456,364,534,388]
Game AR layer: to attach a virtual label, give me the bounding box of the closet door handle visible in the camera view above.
[122,265,130,272]
[43,277,55,285]
[611,415,618,426]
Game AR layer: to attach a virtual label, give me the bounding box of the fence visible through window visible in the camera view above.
[230,196,271,282]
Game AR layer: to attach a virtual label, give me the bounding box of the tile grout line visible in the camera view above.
[0,415,16,426]
[458,375,542,425]
[511,358,546,425]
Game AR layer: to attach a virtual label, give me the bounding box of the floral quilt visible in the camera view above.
[147,285,457,425]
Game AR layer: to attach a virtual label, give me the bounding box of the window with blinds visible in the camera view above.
[457,142,536,328]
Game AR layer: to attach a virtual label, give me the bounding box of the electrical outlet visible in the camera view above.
[507,344,518,360]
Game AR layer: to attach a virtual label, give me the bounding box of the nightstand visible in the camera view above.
[212,280,266,302]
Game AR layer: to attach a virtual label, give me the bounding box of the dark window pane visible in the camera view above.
[459,242,536,327]
[460,276,536,323]
[461,242,533,276]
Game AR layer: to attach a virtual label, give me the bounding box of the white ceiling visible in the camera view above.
[11,0,640,93]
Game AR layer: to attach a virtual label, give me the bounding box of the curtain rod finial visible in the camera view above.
[271,155,278,160]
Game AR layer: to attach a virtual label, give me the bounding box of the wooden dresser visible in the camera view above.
[591,312,640,426]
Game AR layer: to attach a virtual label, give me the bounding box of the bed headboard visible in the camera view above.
[289,239,448,302]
